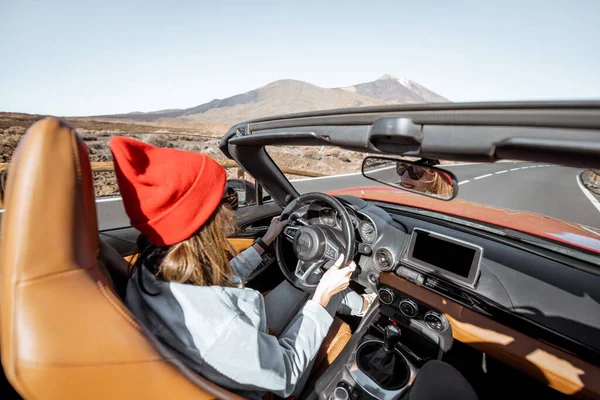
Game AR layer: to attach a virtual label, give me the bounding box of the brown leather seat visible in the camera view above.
[0,118,351,399]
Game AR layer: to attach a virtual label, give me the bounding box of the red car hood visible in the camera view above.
[328,186,600,254]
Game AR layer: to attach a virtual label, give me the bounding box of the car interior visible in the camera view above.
[1,103,600,400]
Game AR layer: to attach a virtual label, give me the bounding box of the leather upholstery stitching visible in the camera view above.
[97,280,141,331]
[16,267,92,284]
[69,129,82,182]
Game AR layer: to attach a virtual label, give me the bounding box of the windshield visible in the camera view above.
[266,145,600,251]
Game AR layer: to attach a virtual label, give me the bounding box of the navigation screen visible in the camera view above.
[412,231,476,278]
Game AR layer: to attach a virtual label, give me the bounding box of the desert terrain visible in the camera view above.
[0,113,367,198]
[3,75,438,197]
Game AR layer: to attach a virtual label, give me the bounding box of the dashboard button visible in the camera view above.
[330,386,349,400]
[400,267,424,284]
[357,243,372,255]
[415,273,424,285]
[425,277,438,288]
[368,273,379,283]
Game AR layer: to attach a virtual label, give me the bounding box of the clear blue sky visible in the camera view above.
[1,0,599,116]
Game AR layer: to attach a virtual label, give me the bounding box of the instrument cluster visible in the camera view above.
[303,203,379,244]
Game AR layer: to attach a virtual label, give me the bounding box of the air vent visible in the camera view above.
[373,248,394,271]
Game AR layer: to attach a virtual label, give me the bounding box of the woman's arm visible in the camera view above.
[203,299,334,398]
[229,217,288,279]
[229,246,263,279]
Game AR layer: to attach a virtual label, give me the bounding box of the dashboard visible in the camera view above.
[286,195,600,364]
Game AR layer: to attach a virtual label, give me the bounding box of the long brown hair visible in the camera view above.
[135,203,239,287]
[425,173,453,197]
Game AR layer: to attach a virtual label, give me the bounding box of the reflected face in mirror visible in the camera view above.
[361,156,458,200]
[395,164,453,197]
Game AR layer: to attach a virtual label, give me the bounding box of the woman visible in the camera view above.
[109,137,373,399]
[396,162,454,197]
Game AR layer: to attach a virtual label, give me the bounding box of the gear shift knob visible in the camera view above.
[384,324,402,352]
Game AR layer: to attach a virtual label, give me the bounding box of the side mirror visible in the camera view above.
[225,179,257,208]
[361,156,458,201]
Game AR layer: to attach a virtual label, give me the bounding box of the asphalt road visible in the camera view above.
[292,161,600,229]
[91,161,600,231]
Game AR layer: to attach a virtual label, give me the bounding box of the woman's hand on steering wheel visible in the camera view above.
[313,255,356,308]
[263,216,289,246]
[275,192,356,292]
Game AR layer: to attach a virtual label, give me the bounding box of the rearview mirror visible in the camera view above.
[361,157,458,200]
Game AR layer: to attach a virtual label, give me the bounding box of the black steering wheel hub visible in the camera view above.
[294,226,326,261]
[276,192,356,292]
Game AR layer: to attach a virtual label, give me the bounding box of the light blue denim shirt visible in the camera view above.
[125,247,334,399]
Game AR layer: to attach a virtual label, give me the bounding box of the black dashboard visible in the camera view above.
[289,194,600,364]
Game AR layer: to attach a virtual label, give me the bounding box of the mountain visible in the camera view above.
[340,74,449,103]
[103,75,448,123]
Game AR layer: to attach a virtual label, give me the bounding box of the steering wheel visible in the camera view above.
[275,192,356,292]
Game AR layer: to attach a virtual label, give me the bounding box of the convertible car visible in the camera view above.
[1,102,600,400]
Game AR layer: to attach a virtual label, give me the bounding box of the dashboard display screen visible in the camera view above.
[407,229,482,287]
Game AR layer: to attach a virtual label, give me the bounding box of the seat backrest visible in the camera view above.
[0,118,243,400]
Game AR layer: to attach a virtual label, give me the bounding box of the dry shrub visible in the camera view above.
[87,141,112,162]
[140,134,173,148]
[0,133,24,163]
[181,143,205,153]
[93,172,119,197]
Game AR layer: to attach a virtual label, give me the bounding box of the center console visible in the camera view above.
[307,227,487,399]
[311,283,453,400]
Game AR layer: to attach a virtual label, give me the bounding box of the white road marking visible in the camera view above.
[495,170,508,174]
[510,168,520,171]
[576,173,600,213]
[474,174,492,180]
[458,180,470,185]
[440,163,479,167]
[520,166,530,169]
[96,196,125,203]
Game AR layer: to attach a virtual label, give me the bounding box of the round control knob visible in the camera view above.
[424,311,449,332]
[399,299,419,318]
[330,386,349,400]
[378,288,395,305]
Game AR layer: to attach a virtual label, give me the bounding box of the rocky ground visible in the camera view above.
[5,114,569,201]
[0,120,367,198]
[582,170,600,201]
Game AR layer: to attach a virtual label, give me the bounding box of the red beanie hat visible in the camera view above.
[109,136,226,246]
